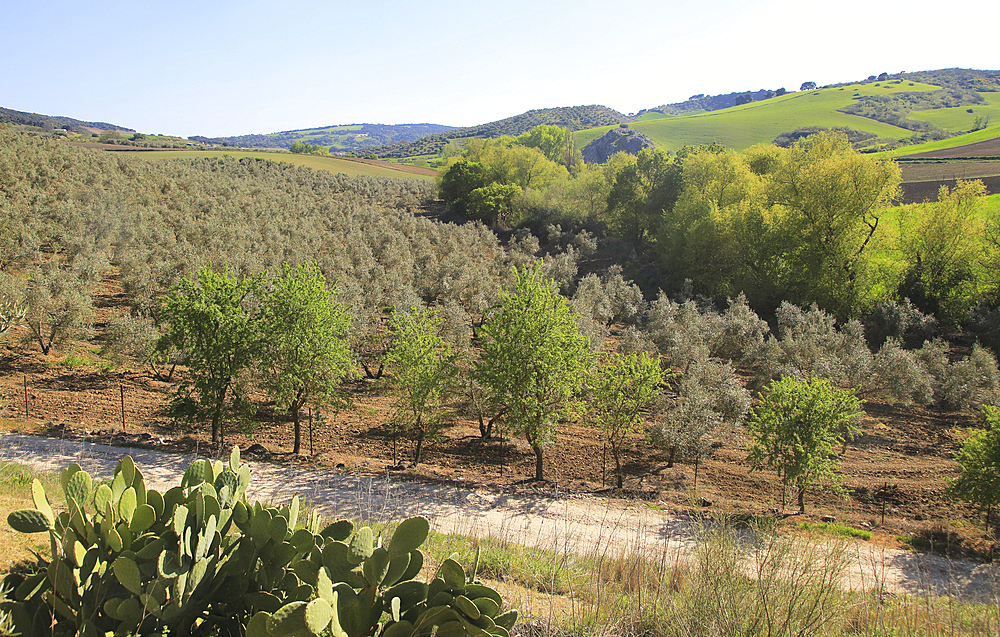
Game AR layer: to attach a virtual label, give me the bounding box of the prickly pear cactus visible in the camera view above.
[2,449,517,637]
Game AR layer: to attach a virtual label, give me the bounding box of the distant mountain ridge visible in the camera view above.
[196,123,455,153]
[0,106,133,132]
[366,105,631,158]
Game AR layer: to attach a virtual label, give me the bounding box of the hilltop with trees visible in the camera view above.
[0,105,134,133]
[367,105,630,158]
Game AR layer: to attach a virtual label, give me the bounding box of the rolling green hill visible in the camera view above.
[879,124,1000,158]
[197,123,454,153]
[569,69,1000,156]
[575,79,989,154]
[367,105,630,158]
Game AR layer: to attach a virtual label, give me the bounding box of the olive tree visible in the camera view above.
[0,272,26,342]
[23,264,94,355]
[476,264,592,481]
[747,376,860,513]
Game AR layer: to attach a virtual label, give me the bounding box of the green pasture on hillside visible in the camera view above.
[909,95,1000,131]
[116,149,435,180]
[576,81,943,152]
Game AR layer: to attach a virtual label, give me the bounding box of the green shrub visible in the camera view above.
[795,521,872,540]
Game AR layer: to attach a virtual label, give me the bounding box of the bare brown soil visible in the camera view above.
[899,174,1000,203]
[897,137,1000,160]
[893,137,1000,203]
[342,157,439,177]
[0,277,995,559]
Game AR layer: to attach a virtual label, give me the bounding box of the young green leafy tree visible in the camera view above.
[747,376,860,513]
[386,306,460,464]
[899,179,986,324]
[589,351,664,488]
[260,262,352,455]
[476,264,593,481]
[157,266,261,445]
[948,406,1000,533]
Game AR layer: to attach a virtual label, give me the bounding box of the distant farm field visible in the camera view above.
[577,81,943,152]
[116,149,437,181]
[880,125,1000,157]
[899,160,1000,182]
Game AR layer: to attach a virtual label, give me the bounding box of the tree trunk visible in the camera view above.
[797,486,806,514]
[613,446,623,489]
[531,442,544,481]
[666,446,676,468]
[477,413,493,439]
[292,408,301,455]
[292,392,305,455]
[211,383,230,446]
[414,426,424,464]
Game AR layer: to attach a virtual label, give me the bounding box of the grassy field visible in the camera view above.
[576,80,943,153]
[909,94,1000,131]
[0,460,61,576]
[116,149,436,181]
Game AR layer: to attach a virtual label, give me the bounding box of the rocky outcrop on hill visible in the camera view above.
[582,127,656,164]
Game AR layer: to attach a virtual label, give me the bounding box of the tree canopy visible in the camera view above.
[385,306,460,463]
[259,262,352,455]
[475,263,593,480]
[157,267,261,445]
[948,406,1000,532]
[747,375,860,512]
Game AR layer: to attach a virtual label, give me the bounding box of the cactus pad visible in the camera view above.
[7,509,52,533]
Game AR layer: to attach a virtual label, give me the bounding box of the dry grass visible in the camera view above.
[0,461,61,575]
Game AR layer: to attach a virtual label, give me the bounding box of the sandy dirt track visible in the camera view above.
[3,434,998,603]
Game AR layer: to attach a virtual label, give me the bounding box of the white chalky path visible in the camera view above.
[3,433,998,602]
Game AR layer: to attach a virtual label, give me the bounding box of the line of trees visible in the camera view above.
[150,260,1000,514]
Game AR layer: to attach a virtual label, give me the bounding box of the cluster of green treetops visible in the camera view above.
[289,141,331,156]
[441,127,1000,324]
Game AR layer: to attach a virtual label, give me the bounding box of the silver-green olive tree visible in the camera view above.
[259,262,352,455]
[157,266,261,445]
[747,376,860,513]
[385,306,460,464]
[476,264,593,481]
[23,264,94,355]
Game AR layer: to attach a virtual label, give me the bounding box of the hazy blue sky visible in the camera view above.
[2,0,996,137]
